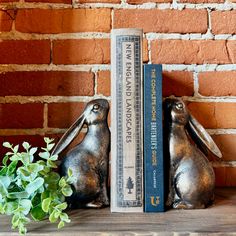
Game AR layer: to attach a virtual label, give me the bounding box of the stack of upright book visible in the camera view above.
[110,28,164,213]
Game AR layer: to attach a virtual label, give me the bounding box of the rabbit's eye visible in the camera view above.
[93,104,100,111]
[176,103,183,110]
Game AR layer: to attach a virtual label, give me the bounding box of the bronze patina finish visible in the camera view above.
[164,97,222,209]
[52,99,110,208]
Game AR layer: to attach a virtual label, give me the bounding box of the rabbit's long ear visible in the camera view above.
[52,113,86,156]
[188,114,222,158]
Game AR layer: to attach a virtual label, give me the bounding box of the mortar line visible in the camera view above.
[1,64,236,73]
[1,2,236,9]
[193,71,200,97]
[1,95,236,104]
[0,95,111,104]
[1,32,236,41]
[43,103,48,130]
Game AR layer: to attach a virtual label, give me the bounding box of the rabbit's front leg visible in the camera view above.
[166,167,175,207]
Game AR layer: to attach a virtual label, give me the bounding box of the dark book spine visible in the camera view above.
[143,64,164,212]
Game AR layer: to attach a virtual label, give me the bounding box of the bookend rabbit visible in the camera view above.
[164,97,222,209]
[52,99,110,208]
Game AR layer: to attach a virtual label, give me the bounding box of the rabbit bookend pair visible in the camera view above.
[52,97,222,210]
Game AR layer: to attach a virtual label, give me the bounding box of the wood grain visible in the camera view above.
[0,188,235,235]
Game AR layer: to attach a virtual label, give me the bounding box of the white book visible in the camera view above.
[111,28,143,212]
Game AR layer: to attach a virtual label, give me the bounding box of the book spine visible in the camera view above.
[143,64,164,212]
[111,28,143,212]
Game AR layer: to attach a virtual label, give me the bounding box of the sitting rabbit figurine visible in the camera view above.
[52,99,110,208]
[164,97,222,209]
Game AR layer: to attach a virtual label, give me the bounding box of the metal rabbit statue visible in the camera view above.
[52,99,110,208]
[164,97,222,209]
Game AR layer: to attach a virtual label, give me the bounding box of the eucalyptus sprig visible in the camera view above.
[0,138,74,234]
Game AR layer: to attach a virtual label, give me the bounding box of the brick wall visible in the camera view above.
[0,0,235,186]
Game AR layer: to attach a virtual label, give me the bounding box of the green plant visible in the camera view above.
[0,138,74,234]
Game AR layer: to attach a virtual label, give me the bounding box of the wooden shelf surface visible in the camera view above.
[0,188,235,235]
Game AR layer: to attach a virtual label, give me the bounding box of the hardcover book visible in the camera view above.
[143,64,164,212]
[111,28,143,212]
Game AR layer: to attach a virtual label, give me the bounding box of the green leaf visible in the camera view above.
[68,168,73,177]
[58,220,65,229]
[17,167,32,182]
[8,191,29,199]
[22,142,30,150]
[42,198,51,213]
[19,225,27,235]
[0,176,11,189]
[0,203,4,213]
[31,193,41,207]
[3,201,18,215]
[2,155,9,166]
[49,155,58,161]
[47,160,57,168]
[12,214,20,227]
[3,142,12,149]
[0,181,8,197]
[27,163,44,173]
[47,143,55,151]
[45,172,60,185]
[7,160,18,175]
[0,166,7,176]
[60,213,71,223]
[49,210,58,223]
[39,152,50,160]
[62,186,73,197]
[31,205,47,221]
[29,147,37,156]
[44,137,54,144]
[41,190,50,201]
[25,177,44,195]
[59,178,67,188]
[9,154,21,162]
[21,153,30,166]
[56,202,67,211]
[19,199,32,215]
[13,145,19,153]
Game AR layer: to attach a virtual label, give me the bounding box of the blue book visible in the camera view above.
[143,64,164,212]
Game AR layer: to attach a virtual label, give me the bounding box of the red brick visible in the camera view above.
[0,71,95,96]
[151,40,235,64]
[0,135,45,160]
[15,9,111,34]
[25,0,71,3]
[227,40,236,63]
[187,102,236,129]
[0,40,51,64]
[97,71,111,96]
[53,39,148,64]
[180,0,223,2]
[48,102,86,128]
[163,71,194,97]
[214,167,236,187]
[199,72,236,96]
[0,0,19,2]
[211,10,236,35]
[0,104,44,128]
[127,0,171,3]
[114,9,208,33]
[53,39,110,65]
[212,134,236,161]
[0,10,14,32]
[143,39,149,62]
[79,0,120,3]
